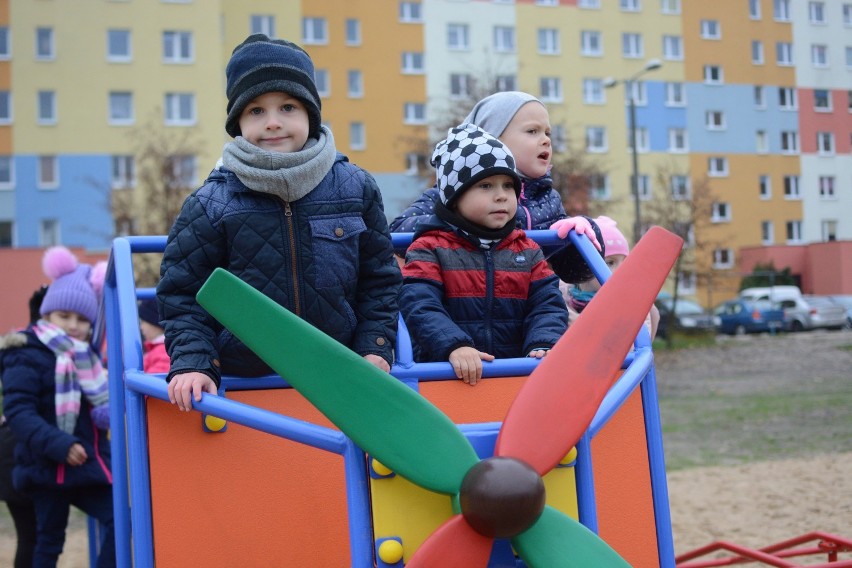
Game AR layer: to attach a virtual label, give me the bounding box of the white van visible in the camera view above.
[739,285,802,303]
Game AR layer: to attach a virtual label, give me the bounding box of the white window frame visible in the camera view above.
[302,17,328,45]
[663,35,682,60]
[37,155,59,189]
[761,220,774,245]
[711,201,731,223]
[668,128,687,152]
[39,219,60,247]
[703,65,723,84]
[776,42,793,66]
[494,26,515,53]
[449,73,473,99]
[783,175,800,199]
[345,19,361,46]
[589,174,611,200]
[756,130,768,153]
[539,77,562,102]
[537,28,560,55]
[816,132,835,155]
[670,175,690,200]
[350,122,365,151]
[629,81,648,105]
[111,155,135,189]
[107,29,131,62]
[581,30,603,56]
[708,156,728,177]
[774,0,791,21]
[0,27,10,60]
[818,175,835,198]
[447,23,470,51]
[780,131,799,154]
[399,2,423,23]
[403,103,426,125]
[785,220,802,244]
[0,156,14,189]
[582,78,605,104]
[314,69,330,97]
[37,90,56,125]
[347,70,363,98]
[579,0,601,7]
[665,82,686,106]
[778,87,797,110]
[496,75,517,92]
[164,93,196,126]
[634,128,649,153]
[754,85,766,108]
[713,248,734,269]
[811,44,828,68]
[0,91,12,124]
[700,20,720,39]
[162,31,193,64]
[585,126,608,152]
[622,32,643,58]
[845,3,852,26]
[749,0,761,19]
[705,110,725,130]
[168,154,197,188]
[251,15,276,38]
[808,1,826,24]
[812,91,830,112]
[821,220,837,242]
[637,174,651,200]
[751,40,764,64]
[401,52,424,74]
[677,271,697,295]
[759,175,772,199]
[36,27,54,60]
[620,0,641,12]
[660,0,680,15]
[109,91,134,125]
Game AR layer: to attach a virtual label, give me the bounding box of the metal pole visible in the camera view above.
[628,82,642,245]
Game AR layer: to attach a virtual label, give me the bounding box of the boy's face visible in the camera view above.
[499,102,552,179]
[238,92,310,153]
[46,310,92,341]
[454,174,518,229]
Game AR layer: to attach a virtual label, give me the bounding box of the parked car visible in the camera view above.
[655,297,720,339]
[778,295,847,332]
[714,299,785,336]
[739,285,802,303]
[827,295,852,329]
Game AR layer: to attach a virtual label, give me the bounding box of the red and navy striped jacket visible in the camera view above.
[400,223,568,362]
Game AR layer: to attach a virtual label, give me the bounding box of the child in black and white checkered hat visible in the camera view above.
[400,123,568,385]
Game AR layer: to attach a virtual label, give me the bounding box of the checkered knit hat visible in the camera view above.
[431,123,521,207]
[225,34,322,139]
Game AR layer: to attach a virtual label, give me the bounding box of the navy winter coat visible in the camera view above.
[157,154,402,385]
[0,330,112,492]
[400,219,568,362]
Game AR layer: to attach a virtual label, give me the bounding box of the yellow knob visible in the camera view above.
[377,539,404,563]
[560,447,578,465]
[372,459,393,477]
[204,415,227,432]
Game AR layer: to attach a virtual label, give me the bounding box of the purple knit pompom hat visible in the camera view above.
[39,246,106,324]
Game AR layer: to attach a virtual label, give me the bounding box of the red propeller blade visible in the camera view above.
[405,514,494,568]
[495,227,683,474]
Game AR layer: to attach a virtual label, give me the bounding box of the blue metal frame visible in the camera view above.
[102,231,675,568]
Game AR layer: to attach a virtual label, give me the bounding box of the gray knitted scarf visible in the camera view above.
[222,126,337,202]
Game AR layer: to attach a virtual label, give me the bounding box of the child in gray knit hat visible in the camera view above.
[390,91,605,284]
[158,34,401,411]
[400,123,568,385]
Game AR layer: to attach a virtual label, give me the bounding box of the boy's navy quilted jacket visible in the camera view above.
[157,154,402,385]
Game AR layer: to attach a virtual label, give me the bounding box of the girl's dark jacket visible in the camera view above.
[400,217,568,362]
[157,154,402,385]
[0,330,112,492]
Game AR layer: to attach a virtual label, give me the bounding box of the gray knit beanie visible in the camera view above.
[462,91,543,138]
[432,123,521,208]
[225,34,322,139]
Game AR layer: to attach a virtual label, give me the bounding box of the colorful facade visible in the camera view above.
[0,0,849,304]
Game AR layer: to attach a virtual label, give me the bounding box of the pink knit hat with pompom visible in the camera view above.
[594,216,630,258]
[39,246,107,324]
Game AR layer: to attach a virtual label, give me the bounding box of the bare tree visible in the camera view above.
[642,161,726,346]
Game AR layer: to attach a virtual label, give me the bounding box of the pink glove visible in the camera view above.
[549,217,602,251]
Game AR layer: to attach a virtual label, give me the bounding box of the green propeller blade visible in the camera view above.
[511,506,631,568]
[197,268,479,495]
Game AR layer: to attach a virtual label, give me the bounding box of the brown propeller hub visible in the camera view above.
[459,456,546,538]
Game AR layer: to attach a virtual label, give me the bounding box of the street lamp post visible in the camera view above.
[604,59,662,245]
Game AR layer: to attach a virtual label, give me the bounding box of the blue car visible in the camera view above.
[714,299,785,335]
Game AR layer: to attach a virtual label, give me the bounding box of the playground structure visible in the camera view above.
[98,229,851,567]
